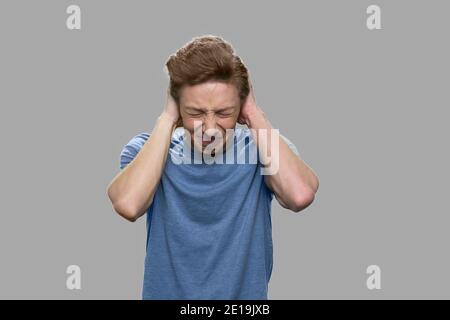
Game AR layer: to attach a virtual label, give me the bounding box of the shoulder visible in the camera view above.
[123,128,186,154]
[236,126,299,156]
[119,132,150,169]
[171,127,185,145]
[279,133,299,156]
[124,132,150,149]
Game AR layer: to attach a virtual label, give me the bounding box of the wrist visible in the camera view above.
[160,111,178,125]
[246,106,266,128]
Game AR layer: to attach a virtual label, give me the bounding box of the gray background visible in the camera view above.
[0,0,448,299]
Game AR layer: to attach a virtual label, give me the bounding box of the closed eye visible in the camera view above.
[217,111,234,117]
[217,106,236,116]
[187,112,203,117]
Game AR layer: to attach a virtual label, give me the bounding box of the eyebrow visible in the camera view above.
[184,106,236,112]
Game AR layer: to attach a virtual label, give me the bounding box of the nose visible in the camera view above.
[202,114,222,143]
[203,113,218,133]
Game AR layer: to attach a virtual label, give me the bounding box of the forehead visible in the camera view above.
[180,80,239,108]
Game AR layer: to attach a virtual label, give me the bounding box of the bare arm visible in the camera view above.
[238,82,319,213]
[107,91,179,222]
[248,108,319,213]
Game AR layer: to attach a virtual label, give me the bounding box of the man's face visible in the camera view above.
[179,80,240,153]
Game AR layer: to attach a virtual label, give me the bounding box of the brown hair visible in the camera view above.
[165,35,250,127]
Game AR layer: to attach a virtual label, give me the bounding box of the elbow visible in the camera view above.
[107,187,140,223]
[289,189,316,213]
[112,199,140,222]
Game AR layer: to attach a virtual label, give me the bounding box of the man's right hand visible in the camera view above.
[163,87,180,125]
[107,87,181,222]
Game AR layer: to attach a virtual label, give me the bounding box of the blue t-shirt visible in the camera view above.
[119,126,299,299]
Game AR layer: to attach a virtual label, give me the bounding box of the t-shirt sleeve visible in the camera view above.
[119,132,150,170]
[280,133,300,157]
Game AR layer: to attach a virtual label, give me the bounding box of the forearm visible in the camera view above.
[107,111,176,221]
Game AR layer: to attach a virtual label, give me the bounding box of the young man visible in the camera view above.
[107,35,319,299]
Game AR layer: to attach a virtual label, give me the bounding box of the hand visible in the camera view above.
[163,87,180,124]
[237,80,261,126]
